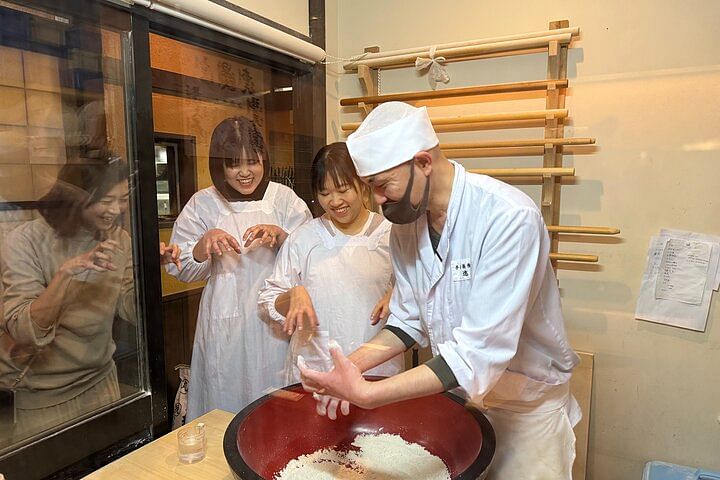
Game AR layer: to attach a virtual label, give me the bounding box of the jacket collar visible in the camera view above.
[416,161,466,279]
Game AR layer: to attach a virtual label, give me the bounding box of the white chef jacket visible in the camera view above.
[166,183,311,420]
[386,161,580,408]
[258,212,404,384]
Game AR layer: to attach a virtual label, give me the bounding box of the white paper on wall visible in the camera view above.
[660,229,720,291]
[635,231,720,332]
[654,238,711,304]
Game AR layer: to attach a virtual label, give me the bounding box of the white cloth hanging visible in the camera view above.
[415,46,450,90]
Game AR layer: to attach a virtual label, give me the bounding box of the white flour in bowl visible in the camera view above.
[274,433,451,480]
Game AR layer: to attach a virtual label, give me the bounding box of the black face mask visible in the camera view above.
[382,161,430,224]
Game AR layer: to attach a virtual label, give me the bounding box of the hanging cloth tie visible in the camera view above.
[415,46,450,90]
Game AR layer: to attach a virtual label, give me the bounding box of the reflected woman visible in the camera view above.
[0,156,137,435]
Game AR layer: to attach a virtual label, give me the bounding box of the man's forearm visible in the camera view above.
[360,364,444,409]
[348,328,408,373]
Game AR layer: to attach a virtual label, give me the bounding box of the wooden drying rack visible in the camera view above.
[339,20,619,269]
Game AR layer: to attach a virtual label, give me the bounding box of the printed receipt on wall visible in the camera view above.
[635,229,720,331]
[655,238,711,304]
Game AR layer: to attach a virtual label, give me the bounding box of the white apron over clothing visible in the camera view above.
[258,212,404,384]
[482,373,580,480]
[386,162,581,479]
[166,183,311,421]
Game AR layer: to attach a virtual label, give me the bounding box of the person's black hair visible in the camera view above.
[38,152,130,238]
[311,142,365,196]
[209,117,270,201]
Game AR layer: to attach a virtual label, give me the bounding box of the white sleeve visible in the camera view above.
[280,191,312,234]
[257,233,303,324]
[385,227,429,347]
[437,209,548,401]
[165,193,213,283]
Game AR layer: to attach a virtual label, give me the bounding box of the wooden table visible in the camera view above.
[83,409,235,480]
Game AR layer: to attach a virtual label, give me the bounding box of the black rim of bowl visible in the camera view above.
[222,383,496,480]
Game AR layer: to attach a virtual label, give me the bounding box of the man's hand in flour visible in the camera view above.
[312,392,350,421]
[297,350,351,421]
[298,341,376,412]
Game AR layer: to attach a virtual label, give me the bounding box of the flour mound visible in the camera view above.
[275,433,451,480]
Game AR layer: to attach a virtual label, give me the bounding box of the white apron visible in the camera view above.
[186,183,307,420]
[479,372,581,480]
[286,215,403,383]
[259,213,404,384]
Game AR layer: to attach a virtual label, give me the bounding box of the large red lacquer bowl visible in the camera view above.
[222,379,495,479]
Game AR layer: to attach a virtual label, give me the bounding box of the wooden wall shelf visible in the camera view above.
[340,80,569,106]
[340,20,619,269]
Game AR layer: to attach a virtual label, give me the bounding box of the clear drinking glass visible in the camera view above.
[177,422,207,464]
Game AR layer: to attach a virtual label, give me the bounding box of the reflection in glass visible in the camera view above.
[1,157,133,436]
[155,144,171,216]
[0,3,143,451]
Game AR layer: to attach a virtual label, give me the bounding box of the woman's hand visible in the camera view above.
[60,239,120,276]
[159,242,182,269]
[370,287,393,325]
[242,224,288,249]
[283,286,319,335]
[194,228,242,262]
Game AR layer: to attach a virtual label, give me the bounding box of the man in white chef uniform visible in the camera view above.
[299,102,582,479]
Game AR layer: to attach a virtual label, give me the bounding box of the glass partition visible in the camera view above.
[0,0,145,453]
[150,32,298,296]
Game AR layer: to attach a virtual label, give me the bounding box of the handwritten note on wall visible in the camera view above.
[635,230,720,331]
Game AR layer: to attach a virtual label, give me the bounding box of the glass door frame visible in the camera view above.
[142,2,327,205]
[0,0,326,478]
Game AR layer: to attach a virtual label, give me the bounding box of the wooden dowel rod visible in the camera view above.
[433,120,548,133]
[341,108,568,131]
[469,167,574,177]
[550,253,599,262]
[493,176,552,184]
[344,33,572,70]
[548,225,620,235]
[441,137,595,150]
[346,27,580,63]
[444,147,543,159]
[340,79,569,106]
[430,47,547,67]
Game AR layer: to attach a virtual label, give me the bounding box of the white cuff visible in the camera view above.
[263,296,287,324]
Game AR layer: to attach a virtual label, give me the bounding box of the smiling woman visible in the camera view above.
[82,181,130,234]
[258,142,403,392]
[164,116,312,422]
[0,155,135,439]
[38,156,130,239]
[209,117,271,201]
[313,143,373,235]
